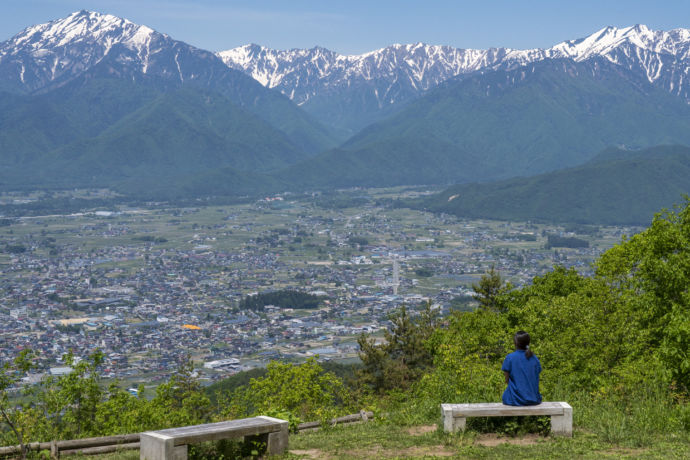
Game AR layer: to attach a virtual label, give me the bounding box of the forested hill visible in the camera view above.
[275,59,690,191]
[411,145,690,225]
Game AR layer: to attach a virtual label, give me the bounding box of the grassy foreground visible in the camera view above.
[285,422,689,460]
[84,420,689,460]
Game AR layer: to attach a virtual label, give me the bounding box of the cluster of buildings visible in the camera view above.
[0,201,636,386]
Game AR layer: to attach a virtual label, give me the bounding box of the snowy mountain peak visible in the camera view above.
[0,11,240,94]
[4,10,155,53]
[550,24,690,60]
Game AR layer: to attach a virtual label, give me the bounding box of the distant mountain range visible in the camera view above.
[219,25,690,134]
[1,11,690,214]
[413,145,690,225]
[273,58,690,189]
[0,11,337,158]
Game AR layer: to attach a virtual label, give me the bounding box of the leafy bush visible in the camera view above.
[232,358,352,425]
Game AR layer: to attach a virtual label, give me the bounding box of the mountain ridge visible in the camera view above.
[2,12,690,203]
[274,57,690,190]
[0,10,339,154]
[219,24,690,133]
[412,145,690,225]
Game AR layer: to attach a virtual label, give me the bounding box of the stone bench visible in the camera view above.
[441,402,573,437]
[140,416,288,460]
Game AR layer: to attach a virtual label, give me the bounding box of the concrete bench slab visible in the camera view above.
[140,416,288,460]
[441,402,572,437]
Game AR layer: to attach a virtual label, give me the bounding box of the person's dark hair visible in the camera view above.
[514,330,533,359]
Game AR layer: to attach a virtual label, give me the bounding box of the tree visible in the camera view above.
[0,350,35,459]
[472,265,510,312]
[38,350,106,438]
[596,199,690,391]
[150,356,212,428]
[357,302,439,393]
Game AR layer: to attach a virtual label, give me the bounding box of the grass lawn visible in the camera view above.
[282,422,690,459]
[86,421,689,459]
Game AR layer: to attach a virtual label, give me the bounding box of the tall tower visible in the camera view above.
[392,258,400,295]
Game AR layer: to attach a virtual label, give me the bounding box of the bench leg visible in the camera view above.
[441,404,466,432]
[173,445,187,460]
[266,425,289,455]
[550,407,573,437]
[245,428,288,456]
[140,433,175,460]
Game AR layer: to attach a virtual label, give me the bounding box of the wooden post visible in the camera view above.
[50,440,59,459]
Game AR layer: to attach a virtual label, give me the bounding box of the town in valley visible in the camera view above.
[0,188,637,391]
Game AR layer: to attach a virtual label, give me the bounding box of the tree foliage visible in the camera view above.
[357,302,439,393]
[0,350,35,459]
[595,200,690,390]
[240,358,350,425]
[545,234,589,249]
[239,290,323,311]
[472,265,511,313]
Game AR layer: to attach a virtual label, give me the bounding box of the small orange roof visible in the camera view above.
[182,324,201,330]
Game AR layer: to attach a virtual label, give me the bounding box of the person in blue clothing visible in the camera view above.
[501,330,542,406]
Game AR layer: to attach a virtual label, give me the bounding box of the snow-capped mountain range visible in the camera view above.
[0,10,261,98]
[2,11,690,200]
[1,10,689,135]
[219,24,690,109]
[0,10,339,157]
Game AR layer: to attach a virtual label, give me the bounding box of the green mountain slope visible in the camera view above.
[0,87,307,192]
[277,137,485,189]
[0,79,163,167]
[415,145,690,225]
[0,93,80,165]
[281,58,690,189]
[0,72,339,194]
[74,55,340,155]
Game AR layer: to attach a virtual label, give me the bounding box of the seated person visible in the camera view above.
[501,330,542,406]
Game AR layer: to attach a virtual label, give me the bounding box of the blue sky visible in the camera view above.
[1,0,689,54]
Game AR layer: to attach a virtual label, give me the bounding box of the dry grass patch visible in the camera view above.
[474,433,545,447]
[407,424,437,436]
[342,445,456,458]
[597,447,650,458]
[290,448,330,459]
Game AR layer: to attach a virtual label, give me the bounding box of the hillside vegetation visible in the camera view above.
[0,77,335,194]
[2,201,690,458]
[413,145,690,225]
[278,59,690,191]
[6,59,690,200]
